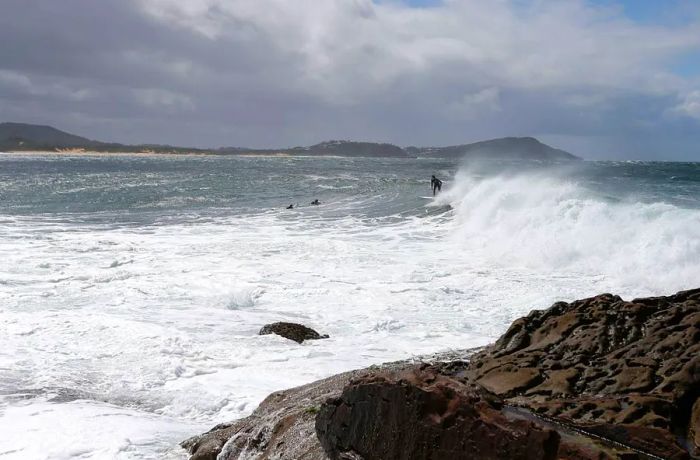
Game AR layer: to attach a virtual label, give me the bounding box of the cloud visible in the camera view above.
[1,0,699,158]
[133,88,194,111]
[673,90,700,120]
[0,70,33,93]
[447,87,501,120]
[136,0,700,92]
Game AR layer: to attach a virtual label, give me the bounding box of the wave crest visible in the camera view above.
[442,166,700,291]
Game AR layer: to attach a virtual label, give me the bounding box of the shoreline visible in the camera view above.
[1,150,212,158]
[5,151,699,163]
[0,150,393,159]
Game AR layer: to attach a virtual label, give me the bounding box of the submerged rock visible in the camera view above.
[259,322,329,344]
[184,288,700,460]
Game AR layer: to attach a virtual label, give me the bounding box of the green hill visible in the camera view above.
[0,122,579,160]
[406,137,579,161]
[0,122,102,150]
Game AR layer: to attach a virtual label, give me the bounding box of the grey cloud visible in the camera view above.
[0,0,699,159]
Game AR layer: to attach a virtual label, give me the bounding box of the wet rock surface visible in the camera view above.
[259,322,329,344]
[184,289,700,459]
[316,366,561,460]
[467,288,700,459]
[181,370,352,460]
[180,353,471,460]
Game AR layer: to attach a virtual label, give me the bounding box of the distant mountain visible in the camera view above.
[1,122,579,160]
[406,137,579,161]
[220,140,408,158]
[296,140,407,157]
[0,122,102,150]
[0,122,206,154]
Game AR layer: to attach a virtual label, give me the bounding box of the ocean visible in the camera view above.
[1,153,699,459]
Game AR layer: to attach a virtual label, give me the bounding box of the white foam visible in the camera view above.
[0,399,197,460]
[1,167,699,458]
[222,286,265,310]
[440,167,700,293]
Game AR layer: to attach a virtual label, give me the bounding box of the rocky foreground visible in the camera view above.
[182,288,700,459]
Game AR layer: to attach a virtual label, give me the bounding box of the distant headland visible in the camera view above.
[0,122,579,160]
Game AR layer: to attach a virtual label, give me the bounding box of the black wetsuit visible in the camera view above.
[431,176,442,196]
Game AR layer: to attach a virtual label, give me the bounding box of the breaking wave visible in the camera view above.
[439,165,700,292]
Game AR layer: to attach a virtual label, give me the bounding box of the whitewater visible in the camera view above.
[1,154,699,459]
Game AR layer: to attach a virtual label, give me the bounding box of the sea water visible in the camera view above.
[1,154,699,459]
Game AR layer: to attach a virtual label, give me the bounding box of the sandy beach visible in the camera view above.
[2,149,214,158]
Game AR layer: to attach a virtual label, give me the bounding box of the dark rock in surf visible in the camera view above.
[259,322,329,344]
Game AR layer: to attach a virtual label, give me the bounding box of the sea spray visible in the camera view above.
[442,162,700,291]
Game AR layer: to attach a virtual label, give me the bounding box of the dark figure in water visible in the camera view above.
[431,175,442,196]
[286,204,294,209]
[311,199,320,205]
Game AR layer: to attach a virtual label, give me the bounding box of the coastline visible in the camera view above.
[0,150,420,160]
[0,150,370,159]
[1,149,212,158]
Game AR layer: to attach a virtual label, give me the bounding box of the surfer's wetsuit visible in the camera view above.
[431,176,442,196]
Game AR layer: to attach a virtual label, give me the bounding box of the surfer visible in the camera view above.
[431,175,442,196]
[311,199,320,205]
[286,204,294,209]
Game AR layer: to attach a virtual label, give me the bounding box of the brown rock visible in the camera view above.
[464,288,700,459]
[316,365,561,460]
[181,351,476,460]
[181,369,359,460]
[525,368,580,396]
[691,397,700,454]
[604,365,655,394]
[477,366,542,396]
[316,288,700,460]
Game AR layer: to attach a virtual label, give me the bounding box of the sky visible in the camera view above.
[1,0,700,160]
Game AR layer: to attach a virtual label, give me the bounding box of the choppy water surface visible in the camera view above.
[1,153,699,459]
